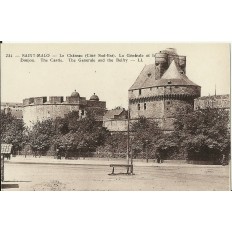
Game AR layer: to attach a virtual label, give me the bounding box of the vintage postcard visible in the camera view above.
[0,43,230,191]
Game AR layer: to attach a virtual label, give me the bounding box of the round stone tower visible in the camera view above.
[129,49,201,131]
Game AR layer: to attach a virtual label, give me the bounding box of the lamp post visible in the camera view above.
[145,139,148,163]
[127,108,130,166]
[127,106,134,174]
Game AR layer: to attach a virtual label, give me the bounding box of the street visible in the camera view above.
[2,157,230,191]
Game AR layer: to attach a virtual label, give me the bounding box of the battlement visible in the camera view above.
[23,93,105,107]
[49,96,64,104]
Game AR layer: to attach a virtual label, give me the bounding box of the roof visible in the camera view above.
[129,64,156,90]
[71,90,80,97]
[90,93,99,101]
[104,108,125,119]
[156,60,199,86]
[1,102,23,107]
[129,60,199,90]
[196,94,230,100]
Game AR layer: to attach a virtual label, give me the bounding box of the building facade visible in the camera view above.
[23,91,106,127]
[103,107,128,132]
[128,48,201,131]
[194,94,230,110]
[1,102,23,119]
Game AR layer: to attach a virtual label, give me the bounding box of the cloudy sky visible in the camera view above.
[1,43,230,109]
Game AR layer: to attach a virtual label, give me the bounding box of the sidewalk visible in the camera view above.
[5,156,224,168]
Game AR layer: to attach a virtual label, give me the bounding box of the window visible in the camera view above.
[147,73,151,77]
[144,103,146,110]
[166,108,169,110]
[168,81,172,84]
[150,87,152,91]
[167,101,170,105]
[81,110,85,115]
[138,104,140,110]
[139,89,142,95]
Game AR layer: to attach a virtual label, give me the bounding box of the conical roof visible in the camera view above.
[129,60,199,90]
[156,60,199,86]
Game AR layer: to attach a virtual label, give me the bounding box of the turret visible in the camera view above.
[155,52,168,80]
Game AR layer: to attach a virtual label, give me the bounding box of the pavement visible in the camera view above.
[3,155,227,168]
[2,156,230,191]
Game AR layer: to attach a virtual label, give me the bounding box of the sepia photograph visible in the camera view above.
[1,43,230,191]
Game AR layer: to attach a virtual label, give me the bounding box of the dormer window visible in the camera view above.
[168,81,172,84]
[147,73,151,77]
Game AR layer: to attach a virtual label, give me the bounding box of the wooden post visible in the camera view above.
[127,109,130,166]
[1,153,4,182]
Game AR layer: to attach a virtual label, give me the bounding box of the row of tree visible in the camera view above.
[0,107,230,163]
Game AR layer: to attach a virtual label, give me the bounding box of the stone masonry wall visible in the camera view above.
[103,119,128,132]
[23,104,80,127]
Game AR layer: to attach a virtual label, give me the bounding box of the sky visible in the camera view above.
[1,43,230,109]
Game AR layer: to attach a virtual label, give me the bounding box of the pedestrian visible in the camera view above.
[56,148,61,160]
[157,155,161,163]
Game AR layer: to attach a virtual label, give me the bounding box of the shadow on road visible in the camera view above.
[1,183,19,189]
[1,181,31,190]
[4,180,31,183]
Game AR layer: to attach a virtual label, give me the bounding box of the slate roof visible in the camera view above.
[104,108,125,119]
[129,60,199,90]
[129,64,156,90]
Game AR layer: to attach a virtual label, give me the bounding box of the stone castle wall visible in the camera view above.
[23,95,106,128]
[103,119,128,132]
[23,104,81,127]
[129,85,200,130]
[129,85,200,99]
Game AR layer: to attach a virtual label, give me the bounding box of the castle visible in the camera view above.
[2,48,229,132]
[128,48,201,131]
[22,91,106,127]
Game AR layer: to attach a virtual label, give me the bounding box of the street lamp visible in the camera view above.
[145,140,148,163]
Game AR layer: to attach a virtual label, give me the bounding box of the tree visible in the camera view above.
[53,110,109,155]
[174,108,230,163]
[0,112,25,151]
[131,117,163,160]
[28,119,55,152]
[155,133,181,160]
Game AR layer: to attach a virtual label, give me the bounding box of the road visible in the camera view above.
[2,158,230,191]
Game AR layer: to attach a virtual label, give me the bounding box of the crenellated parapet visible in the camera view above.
[129,93,200,104]
[22,90,106,128]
